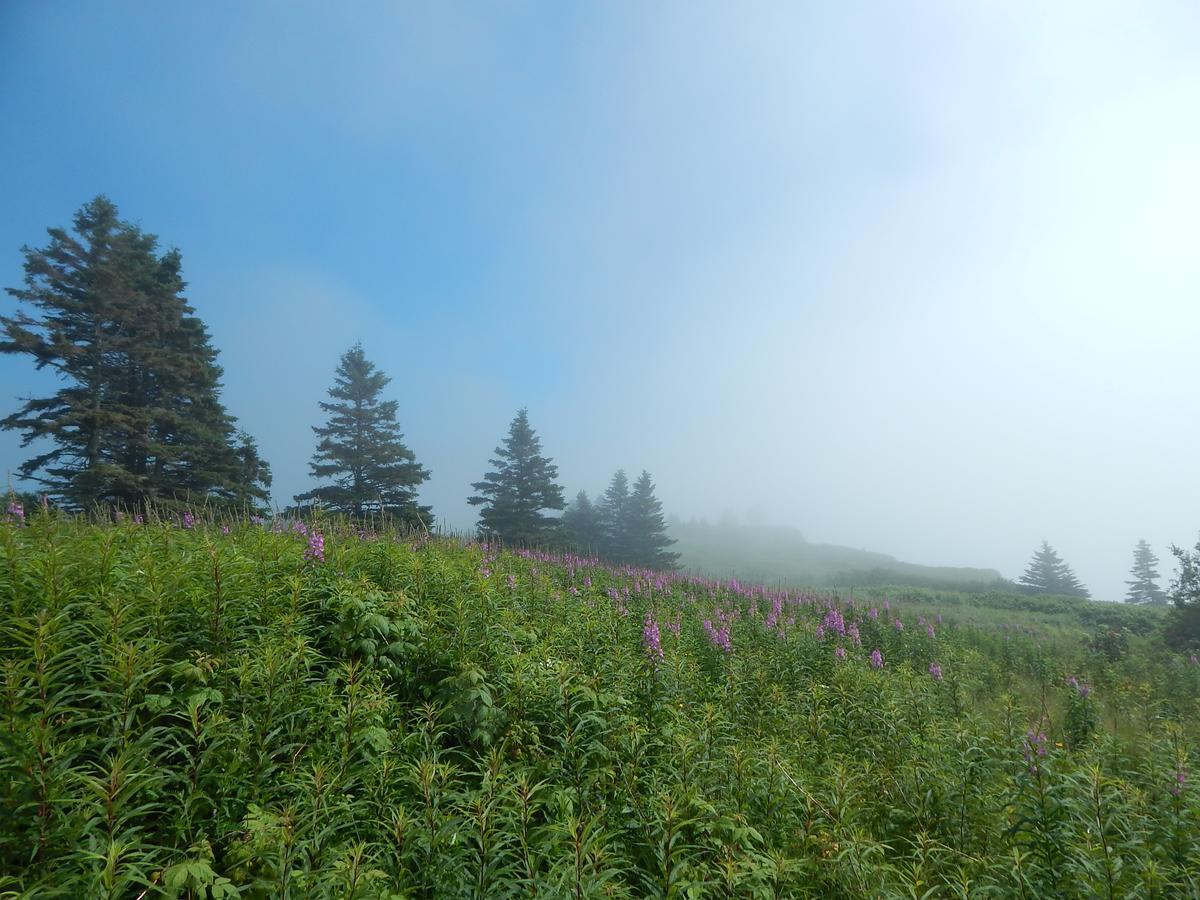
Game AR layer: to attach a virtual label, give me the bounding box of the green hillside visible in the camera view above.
[669,519,1006,590]
[1,513,1198,897]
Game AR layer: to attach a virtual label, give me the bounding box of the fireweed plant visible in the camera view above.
[0,509,1198,897]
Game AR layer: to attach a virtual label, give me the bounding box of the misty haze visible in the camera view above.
[2,3,1199,896]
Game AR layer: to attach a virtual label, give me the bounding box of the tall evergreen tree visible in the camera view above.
[599,469,634,564]
[468,408,564,545]
[626,470,679,570]
[1125,539,1166,605]
[1170,534,1200,609]
[294,344,431,527]
[1165,533,1200,648]
[228,432,273,511]
[1018,541,1089,598]
[560,489,604,555]
[1,196,270,510]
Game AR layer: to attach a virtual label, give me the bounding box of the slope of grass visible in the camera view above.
[1,512,1198,897]
[668,520,1006,591]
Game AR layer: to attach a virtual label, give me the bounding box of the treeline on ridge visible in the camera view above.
[0,196,675,568]
[2,196,1198,621]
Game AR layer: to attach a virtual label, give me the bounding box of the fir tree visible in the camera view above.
[294,344,431,527]
[227,432,273,512]
[599,469,634,564]
[1,196,270,511]
[1124,539,1166,605]
[1018,541,1089,598]
[1169,534,1200,609]
[626,470,679,570]
[468,408,564,545]
[1165,533,1200,648]
[561,489,604,555]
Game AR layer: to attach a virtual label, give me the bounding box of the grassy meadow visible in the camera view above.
[1,512,1198,898]
[667,521,1007,592]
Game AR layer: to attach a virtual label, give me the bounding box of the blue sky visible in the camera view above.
[2,2,1199,599]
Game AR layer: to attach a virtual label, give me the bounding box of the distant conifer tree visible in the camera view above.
[561,489,604,555]
[468,408,564,544]
[1165,533,1200,648]
[599,469,634,564]
[1124,539,1166,605]
[294,343,431,528]
[1,196,270,511]
[1018,541,1089,598]
[626,470,679,570]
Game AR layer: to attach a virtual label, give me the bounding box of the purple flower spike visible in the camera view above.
[643,613,664,665]
[305,530,325,563]
[870,649,884,669]
[929,662,943,681]
[667,613,681,636]
[1023,729,1048,775]
[1170,766,1187,798]
[703,618,732,652]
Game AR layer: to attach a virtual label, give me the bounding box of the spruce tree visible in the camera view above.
[1165,533,1200,648]
[294,344,431,527]
[468,408,564,544]
[561,490,604,555]
[1018,541,1089,598]
[599,469,634,564]
[1125,539,1166,605]
[626,470,679,570]
[1170,535,1200,608]
[228,432,273,512]
[1,196,270,511]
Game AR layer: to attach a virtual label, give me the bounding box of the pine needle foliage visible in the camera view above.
[626,471,679,571]
[598,469,634,564]
[468,408,565,545]
[1,197,271,513]
[560,490,604,556]
[1125,539,1166,605]
[1019,541,1090,598]
[1,509,1198,897]
[294,343,431,528]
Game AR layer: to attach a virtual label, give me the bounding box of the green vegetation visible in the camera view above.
[293,344,431,528]
[560,491,603,556]
[469,408,566,546]
[1126,539,1167,605]
[623,472,679,571]
[668,519,1006,591]
[582,471,679,569]
[1019,541,1089,599]
[2,511,1198,897]
[598,471,634,564]
[0,197,271,512]
[1166,534,1200,650]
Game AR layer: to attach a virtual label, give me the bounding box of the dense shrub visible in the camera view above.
[1,512,1198,897]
